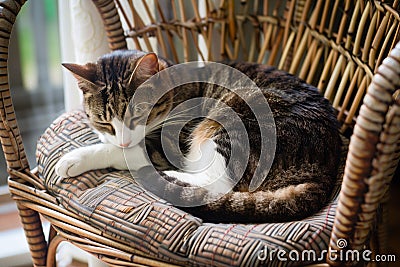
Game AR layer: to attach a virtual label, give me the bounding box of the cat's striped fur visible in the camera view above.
[57,50,342,223]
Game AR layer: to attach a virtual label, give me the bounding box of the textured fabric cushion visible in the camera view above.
[37,110,346,266]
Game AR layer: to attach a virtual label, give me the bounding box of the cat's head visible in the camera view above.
[63,50,172,148]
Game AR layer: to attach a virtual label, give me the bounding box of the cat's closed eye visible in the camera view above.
[95,121,115,135]
[127,118,135,129]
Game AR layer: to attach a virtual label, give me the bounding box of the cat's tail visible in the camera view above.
[136,166,332,223]
[186,182,332,223]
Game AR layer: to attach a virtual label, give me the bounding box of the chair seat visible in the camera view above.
[36,110,346,266]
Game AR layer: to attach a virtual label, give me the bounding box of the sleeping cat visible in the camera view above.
[55,49,342,223]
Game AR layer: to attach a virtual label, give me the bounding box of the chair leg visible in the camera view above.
[17,202,48,267]
[46,235,67,267]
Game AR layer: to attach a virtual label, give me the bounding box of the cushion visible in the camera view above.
[37,110,346,266]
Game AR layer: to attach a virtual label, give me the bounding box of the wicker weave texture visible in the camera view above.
[0,1,50,267]
[329,42,400,265]
[113,0,400,132]
[36,110,348,267]
[93,0,128,50]
[0,0,29,171]
[95,2,400,262]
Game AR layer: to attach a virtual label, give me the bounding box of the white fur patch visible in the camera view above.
[55,143,151,178]
[164,139,232,195]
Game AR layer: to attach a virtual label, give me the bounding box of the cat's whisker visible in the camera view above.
[145,118,193,135]
[164,102,204,118]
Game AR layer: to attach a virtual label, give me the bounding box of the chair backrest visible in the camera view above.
[93,1,398,134]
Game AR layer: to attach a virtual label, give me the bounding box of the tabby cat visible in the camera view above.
[55,50,342,223]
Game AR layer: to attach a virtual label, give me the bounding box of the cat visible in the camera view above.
[55,49,342,223]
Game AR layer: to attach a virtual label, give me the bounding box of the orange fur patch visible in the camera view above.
[191,119,222,144]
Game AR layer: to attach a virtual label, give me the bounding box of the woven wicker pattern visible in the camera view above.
[1,0,399,266]
[114,0,400,133]
[36,110,347,266]
[0,0,29,171]
[329,42,400,264]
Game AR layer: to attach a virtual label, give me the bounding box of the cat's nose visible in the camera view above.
[119,142,131,148]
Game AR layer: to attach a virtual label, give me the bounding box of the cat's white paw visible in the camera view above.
[54,143,150,178]
[55,150,90,178]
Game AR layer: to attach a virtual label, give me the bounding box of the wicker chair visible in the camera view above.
[1,0,399,266]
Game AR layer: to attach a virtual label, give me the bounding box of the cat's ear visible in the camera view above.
[62,62,98,93]
[130,53,159,85]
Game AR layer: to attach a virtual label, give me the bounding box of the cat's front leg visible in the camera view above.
[55,143,150,178]
[55,144,121,177]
